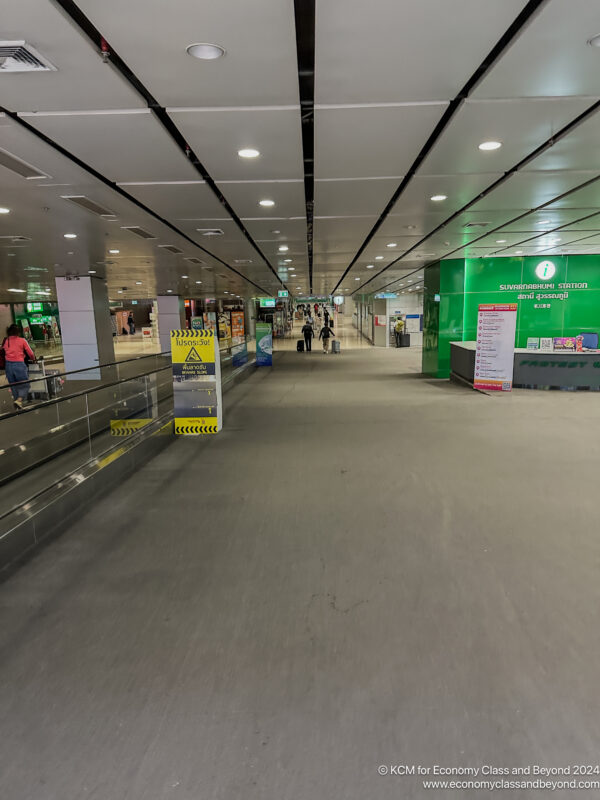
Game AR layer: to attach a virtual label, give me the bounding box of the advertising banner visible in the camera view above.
[171,329,222,434]
[474,303,517,392]
[218,311,231,340]
[231,310,245,342]
[256,322,273,366]
[553,336,577,351]
[202,312,216,333]
[190,316,204,330]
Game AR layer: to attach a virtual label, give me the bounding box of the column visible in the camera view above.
[155,295,185,353]
[55,276,115,379]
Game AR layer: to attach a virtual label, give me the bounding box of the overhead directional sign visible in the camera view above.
[171,328,222,435]
[278,290,289,298]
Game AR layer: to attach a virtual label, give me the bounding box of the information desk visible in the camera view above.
[450,341,600,390]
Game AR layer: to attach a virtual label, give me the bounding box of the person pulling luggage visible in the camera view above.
[302,320,314,352]
[318,321,335,353]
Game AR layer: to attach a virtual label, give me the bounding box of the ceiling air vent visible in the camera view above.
[158,245,183,254]
[0,147,49,179]
[0,235,31,241]
[0,41,57,73]
[62,195,114,217]
[197,228,224,237]
[463,222,490,229]
[234,259,253,265]
[121,226,157,240]
[185,257,204,265]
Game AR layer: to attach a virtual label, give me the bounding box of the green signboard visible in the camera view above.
[278,290,289,298]
[423,255,600,378]
[259,297,276,308]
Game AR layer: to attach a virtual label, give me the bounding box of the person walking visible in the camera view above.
[307,311,314,328]
[324,307,330,326]
[127,312,135,336]
[301,320,314,352]
[1,324,36,409]
[318,321,335,353]
[394,316,405,347]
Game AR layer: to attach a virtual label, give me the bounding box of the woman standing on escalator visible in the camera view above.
[1,324,36,410]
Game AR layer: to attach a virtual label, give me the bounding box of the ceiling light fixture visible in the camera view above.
[238,148,260,159]
[186,43,226,60]
[196,280,202,284]
[496,239,507,243]
[278,245,289,252]
[366,264,374,269]
[431,195,447,202]
[538,220,550,224]
[387,242,397,248]
[259,199,275,207]
[109,249,119,254]
[0,207,10,214]
[64,233,77,239]
[8,288,25,293]
[167,289,172,293]
[478,141,502,151]
[135,281,142,285]
[88,270,96,274]
[375,256,384,260]
[181,275,188,278]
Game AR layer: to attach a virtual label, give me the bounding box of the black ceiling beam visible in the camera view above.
[354,96,600,294]
[369,181,600,295]
[293,0,316,294]
[1,107,269,295]
[51,0,286,292]
[332,0,549,294]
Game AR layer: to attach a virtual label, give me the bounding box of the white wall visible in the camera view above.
[387,293,423,346]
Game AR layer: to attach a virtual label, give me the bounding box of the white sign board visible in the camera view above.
[474,303,518,392]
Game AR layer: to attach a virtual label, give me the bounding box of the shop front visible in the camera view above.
[423,255,600,388]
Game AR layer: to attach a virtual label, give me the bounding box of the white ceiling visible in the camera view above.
[1,0,600,303]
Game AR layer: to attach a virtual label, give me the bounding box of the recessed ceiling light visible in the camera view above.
[366,264,374,269]
[186,43,226,60]
[431,195,447,202]
[181,274,188,278]
[354,277,360,281]
[109,249,120,254]
[587,34,600,47]
[375,256,384,260]
[516,250,523,254]
[7,253,15,257]
[496,239,507,243]
[0,207,10,214]
[278,245,289,252]
[8,288,25,293]
[64,233,77,239]
[399,283,404,286]
[538,220,550,224]
[238,148,260,159]
[283,258,293,263]
[167,289,172,293]
[296,286,302,289]
[88,270,96,274]
[478,141,502,151]
[387,242,397,248]
[271,229,280,234]
[408,280,412,283]
[259,199,275,207]
[135,281,142,285]
[196,280,202,284]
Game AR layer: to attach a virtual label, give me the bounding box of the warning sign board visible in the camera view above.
[170,329,216,377]
[171,328,222,435]
[110,419,152,436]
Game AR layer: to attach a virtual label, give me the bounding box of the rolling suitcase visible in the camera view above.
[331,339,340,354]
[297,339,305,352]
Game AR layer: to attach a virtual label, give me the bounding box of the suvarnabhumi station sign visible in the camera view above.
[499,282,588,291]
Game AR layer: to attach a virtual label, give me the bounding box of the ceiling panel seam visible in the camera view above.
[50,0,287,291]
[332,0,549,294]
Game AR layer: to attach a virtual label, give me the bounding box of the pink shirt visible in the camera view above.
[3,336,35,362]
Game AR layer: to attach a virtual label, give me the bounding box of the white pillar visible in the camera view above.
[156,295,185,353]
[55,276,115,379]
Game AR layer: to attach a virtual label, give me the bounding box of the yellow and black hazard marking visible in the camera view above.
[174,417,220,435]
[170,329,214,338]
[110,419,152,436]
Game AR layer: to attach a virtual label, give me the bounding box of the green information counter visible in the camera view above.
[451,341,600,390]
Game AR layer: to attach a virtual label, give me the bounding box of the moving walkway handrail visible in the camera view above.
[0,364,173,422]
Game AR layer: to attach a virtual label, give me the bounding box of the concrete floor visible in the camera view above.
[1,318,600,799]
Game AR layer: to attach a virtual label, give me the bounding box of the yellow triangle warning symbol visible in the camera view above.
[185,346,203,363]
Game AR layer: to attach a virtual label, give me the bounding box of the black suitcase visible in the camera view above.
[297,339,305,352]
[398,333,411,347]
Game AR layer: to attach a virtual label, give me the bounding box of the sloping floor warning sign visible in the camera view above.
[171,329,222,435]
